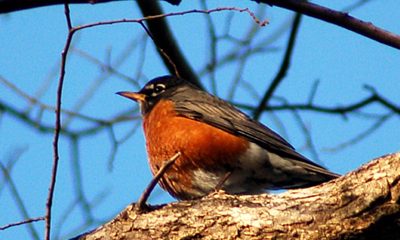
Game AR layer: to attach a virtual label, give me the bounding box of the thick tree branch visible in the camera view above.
[77,153,400,239]
[136,0,201,88]
[0,0,113,13]
[258,0,400,49]
[0,0,181,13]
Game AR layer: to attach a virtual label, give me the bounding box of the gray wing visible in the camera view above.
[172,87,339,178]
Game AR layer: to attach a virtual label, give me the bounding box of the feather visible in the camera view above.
[172,85,339,179]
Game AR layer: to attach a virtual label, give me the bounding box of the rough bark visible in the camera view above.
[77,153,400,240]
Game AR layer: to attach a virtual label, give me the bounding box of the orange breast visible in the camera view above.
[142,99,249,199]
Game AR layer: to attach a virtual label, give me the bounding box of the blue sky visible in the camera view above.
[0,0,399,239]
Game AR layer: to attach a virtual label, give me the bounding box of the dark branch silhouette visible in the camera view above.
[259,0,400,49]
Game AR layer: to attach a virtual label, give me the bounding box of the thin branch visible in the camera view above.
[227,6,269,100]
[323,113,393,153]
[126,4,268,88]
[237,87,400,116]
[0,76,108,123]
[2,0,398,48]
[136,0,199,87]
[138,21,181,78]
[291,108,321,165]
[135,152,181,212]
[70,6,267,88]
[45,3,74,240]
[227,59,245,101]
[69,137,94,223]
[0,148,25,194]
[70,47,140,87]
[200,0,218,95]
[342,0,373,12]
[198,17,289,78]
[0,98,139,138]
[63,38,138,127]
[69,7,268,30]
[0,217,45,231]
[260,0,400,49]
[54,190,108,239]
[107,120,141,170]
[0,153,41,239]
[253,13,302,120]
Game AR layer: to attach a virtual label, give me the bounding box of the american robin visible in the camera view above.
[117,75,339,200]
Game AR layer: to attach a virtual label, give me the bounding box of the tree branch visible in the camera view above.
[136,0,201,87]
[237,86,400,116]
[0,0,113,13]
[0,0,181,14]
[77,153,400,239]
[45,4,74,240]
[2,0,399,49]
[252,13,301,120]
[258,0,400,49]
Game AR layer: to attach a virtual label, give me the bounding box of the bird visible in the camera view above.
[117,75,339,200]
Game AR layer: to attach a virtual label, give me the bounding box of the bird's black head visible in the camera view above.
[117,75,196,115]
[138,75,185,98]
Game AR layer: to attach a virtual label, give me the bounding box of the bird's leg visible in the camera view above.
[135,152,181,212]
[214,171,233,192]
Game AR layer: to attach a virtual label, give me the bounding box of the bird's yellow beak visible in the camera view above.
[116,91,146,102]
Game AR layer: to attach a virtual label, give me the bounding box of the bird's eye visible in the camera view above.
[153,84,165,94]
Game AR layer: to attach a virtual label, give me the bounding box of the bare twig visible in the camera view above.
[0,148,26,194]
[214,171,232,191]
[253,13,302,120]
[136,2,267,87]
[107,120,141,170]
[0,152,41,239]
[323,113,393,153]
[200,0,218,95]
[237,87,400,116]
[0,217,45,231]
[73,7,268,31]
[291,108,321,165]
[0,76,107,123]
[45,3,74,240]
[70,47,139,87]
[0,97,141,139]
[136,152,181,212]
[70,5,267,88]
[1,0,398,48]
[136,0,187,82]
[69,137,94,222]
[53,190,108,239]
[198,17,288,78]
[63,39,139,127]
[343,0,373,12]
[139,21,181,78]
